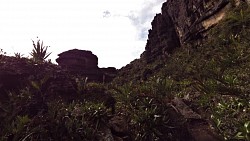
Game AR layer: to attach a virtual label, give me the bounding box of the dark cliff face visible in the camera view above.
[117,0,245,83]
[143,0,231,62]
[142,13,180,63]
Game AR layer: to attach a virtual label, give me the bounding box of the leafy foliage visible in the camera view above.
[111,80,190,140]
[0,88,112,140]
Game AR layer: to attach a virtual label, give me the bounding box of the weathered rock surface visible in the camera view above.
[142,0,234,63]
[56,49,117,82]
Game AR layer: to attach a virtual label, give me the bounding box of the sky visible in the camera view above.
[0,0,165,69]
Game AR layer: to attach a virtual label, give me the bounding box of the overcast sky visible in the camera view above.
[0,0,165,68]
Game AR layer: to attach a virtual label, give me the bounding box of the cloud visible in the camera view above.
[103,10,111,18]
[127,0,166,40]
[102,0,166,41]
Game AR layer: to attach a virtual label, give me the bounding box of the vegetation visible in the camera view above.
[14,52,23,59]
[30,37,51,62]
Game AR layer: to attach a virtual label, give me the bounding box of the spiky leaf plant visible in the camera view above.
[30,37,51,62]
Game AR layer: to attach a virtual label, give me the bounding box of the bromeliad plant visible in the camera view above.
[30,37,51,62]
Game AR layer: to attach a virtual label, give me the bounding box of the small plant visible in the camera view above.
[234,121,250,141]
[30,37,51,62]
[75,76,88,94]
[0,48,6,56]
[14,52,23,59]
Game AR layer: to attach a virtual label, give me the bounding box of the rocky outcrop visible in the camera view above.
[56,49,98,70]
[142,0,236,62]
[164,0,231,43]
[143,13,180,63]
[56,49,117,82]
[117,0,248,82]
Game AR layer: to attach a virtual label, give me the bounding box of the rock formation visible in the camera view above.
[118,0,248,82]
[56,49,117,82]
[143,13,180,63]
[56,49,98,70]
[142,0,235,62]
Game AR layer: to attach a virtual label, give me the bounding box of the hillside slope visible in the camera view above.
[113,0,250,140]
